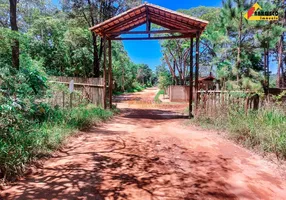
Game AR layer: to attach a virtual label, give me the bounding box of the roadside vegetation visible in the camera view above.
[0,56,114,181]
[0,104,113,181]
[154,89,165,103]
[193,102,286,159]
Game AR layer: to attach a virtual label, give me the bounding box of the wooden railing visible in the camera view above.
[48,76,104,108]
[196,91,263,116]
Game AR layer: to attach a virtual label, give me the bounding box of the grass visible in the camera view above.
[114,83,147,95]
[193,104,286,159]
[0,105,113,182]
[126,85,145,93]
[154,89,165,103]
[113,91,124,95]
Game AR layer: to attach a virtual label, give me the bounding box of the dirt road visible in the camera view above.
[1,88,286,200]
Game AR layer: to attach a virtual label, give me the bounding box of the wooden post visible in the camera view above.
[70,92,73,108]
[266,42,270,92]
[195,31,200,112]
[63,91,65,108]
[189,37,194,118]
[103,37,107,109]
[108,39,112,109]
[245,96,249,114]
[146,5,151,38]
[173,60,176,85]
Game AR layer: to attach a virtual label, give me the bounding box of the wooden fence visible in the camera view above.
[196,91,265,116]
[49,76,104,108]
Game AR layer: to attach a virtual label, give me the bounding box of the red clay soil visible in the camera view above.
[1,88,286,200]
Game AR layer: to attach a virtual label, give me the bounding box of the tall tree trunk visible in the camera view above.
[281,60,284,88]
[92,33,100,77]
[164,54,175,83]
[121,67,125,91]
[277,35,283,88]
[281,9,286,88]
[9,0,19,70]
[88,0,100,78]
[266,44,270,90]
[236,12,243,83]
[263,48,267,91]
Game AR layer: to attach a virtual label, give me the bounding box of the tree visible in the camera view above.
[136,64,152,85]
[161,2,286,92]
[155,65,169,77]
[274,0,286,87]
[158,72,172,93]
[28,16,72,75]
[62,0,140,77]
[0,0,10,27]
[111,41,133,91]
[221,0,255,83]
[160,7,224,85]
[9,0,19,69]
[161,39,192,85]
[156,65,171,92]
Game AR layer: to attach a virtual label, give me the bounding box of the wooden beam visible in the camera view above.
[147,22,151,38]
[103,37,107,109]
[189,37,194,118]
[195,31,200,113]
[146,5,151,38]
[108,39,112,109]
[109,29,197,36]
[111,34,194,41]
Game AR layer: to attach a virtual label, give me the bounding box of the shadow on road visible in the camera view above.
[2,135,237,200]
[121,108,188,120]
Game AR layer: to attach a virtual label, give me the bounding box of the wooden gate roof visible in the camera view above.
[89,3,208,39]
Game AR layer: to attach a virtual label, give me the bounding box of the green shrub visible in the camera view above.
[0,57,114,181]
[0,56,48,138]
[154,89,165,103]
[125,82,144,93]
[158,72,172,92]
[0,105,113,181]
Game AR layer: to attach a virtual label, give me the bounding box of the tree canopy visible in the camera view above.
[159,1,285,91]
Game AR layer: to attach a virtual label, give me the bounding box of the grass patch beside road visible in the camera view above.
[192,105,286,159]
[0,105,113,182]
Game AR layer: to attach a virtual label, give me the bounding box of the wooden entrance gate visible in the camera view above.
[89,3,208,117]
